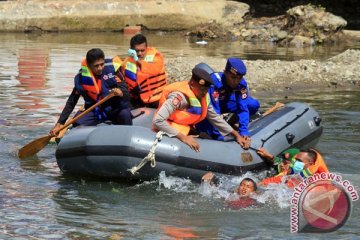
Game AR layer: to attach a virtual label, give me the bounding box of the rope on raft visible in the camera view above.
[127,131,165,175]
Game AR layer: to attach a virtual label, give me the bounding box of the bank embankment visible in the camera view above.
[165,49,360,92]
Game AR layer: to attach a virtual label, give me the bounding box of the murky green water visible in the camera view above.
[0,32,359,239]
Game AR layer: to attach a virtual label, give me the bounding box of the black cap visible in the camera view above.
[192,63,214,87]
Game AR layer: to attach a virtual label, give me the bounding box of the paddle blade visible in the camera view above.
[18,135,52,159]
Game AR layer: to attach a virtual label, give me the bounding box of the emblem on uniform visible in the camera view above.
[172,94,182,108]
[107,73,114,79]
[240,88,247,99]
[212,91,219,102]
[230,67,238,75]
[199,79,205,85]
[103,75,108,80]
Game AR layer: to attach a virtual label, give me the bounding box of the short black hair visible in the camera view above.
[86,48,105,65]
[130,34,147,49]
[300,148,317,163]
[241,178,257,191]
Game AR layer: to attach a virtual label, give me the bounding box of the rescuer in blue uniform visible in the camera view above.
[196,58,260,142]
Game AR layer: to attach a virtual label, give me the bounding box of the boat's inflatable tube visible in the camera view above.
[55,102,322,181]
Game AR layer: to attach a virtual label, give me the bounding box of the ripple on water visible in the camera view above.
[0,33,359,238]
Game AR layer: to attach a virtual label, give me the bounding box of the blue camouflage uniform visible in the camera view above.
[195,58,260,140]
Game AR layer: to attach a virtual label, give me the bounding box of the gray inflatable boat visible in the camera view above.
[55,102,322,181]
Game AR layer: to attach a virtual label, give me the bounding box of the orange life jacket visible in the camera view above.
[122,47,167,104]
[300,149,329,177]
[259,175,303,189]
[154,81,210,135]
[77,57,122,103]
[259,150,329,188]
[79,58,102,102]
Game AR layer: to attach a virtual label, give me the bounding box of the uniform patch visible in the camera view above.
[241,88,247,99]
[219,89,226,100]
[212,91,219,102]
[172,94,183,108]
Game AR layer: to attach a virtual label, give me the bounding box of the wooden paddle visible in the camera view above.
[224,101,285,125]
[261,102,284,117]
[49,105,85,143]
[18,91,116,159]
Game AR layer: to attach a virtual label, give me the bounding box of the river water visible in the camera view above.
[0,32,359,239]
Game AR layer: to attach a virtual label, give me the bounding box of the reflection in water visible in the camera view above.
[1,32,359,61]
[161,225,199,239]
[16,48,49,111]
[17,48,48,90]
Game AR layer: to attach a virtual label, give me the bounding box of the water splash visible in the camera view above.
[156,171,294,209]
[157,171,195,193]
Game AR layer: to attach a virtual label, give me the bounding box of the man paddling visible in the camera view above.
[152,62,250,152]
[50,48,132,137]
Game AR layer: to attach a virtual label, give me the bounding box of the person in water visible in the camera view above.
[201,172,258,209]
[256,147,329,187]
[152,62,250,152]
[202,172,257,197]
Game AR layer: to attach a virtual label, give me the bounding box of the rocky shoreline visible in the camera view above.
[1,0,358,46]
[0,1,358,92]
[165,49,360,92]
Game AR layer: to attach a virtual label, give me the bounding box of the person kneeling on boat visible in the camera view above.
[202,172,258,208]
[195,58,260,143]
[50,48,132,137]
[256,147,329,188]
[152,62,250,152]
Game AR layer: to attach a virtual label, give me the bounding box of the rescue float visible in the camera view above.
[55,102,323,181]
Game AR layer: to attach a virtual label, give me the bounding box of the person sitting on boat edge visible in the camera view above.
[256,147,329,187]
[201,172,258,208]
[49,48,132,137]
[121,33,167,108]
[195,58,260,143]
[152,62,250,152]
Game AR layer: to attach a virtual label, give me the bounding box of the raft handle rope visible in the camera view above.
[127,131,165,175]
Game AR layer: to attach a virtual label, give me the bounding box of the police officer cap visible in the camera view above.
[192,62,214,87]
[225,58,247,75]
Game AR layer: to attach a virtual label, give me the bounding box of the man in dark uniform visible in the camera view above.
[153,63,250,152]
[50,48,132,137]
[196,58,260,144]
